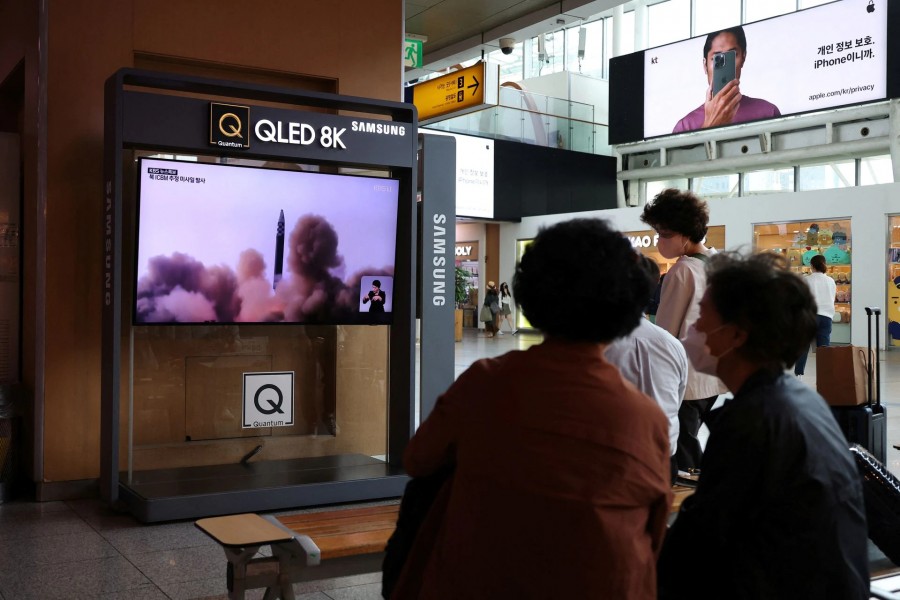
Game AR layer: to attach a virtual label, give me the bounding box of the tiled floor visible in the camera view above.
[0,329,898,599]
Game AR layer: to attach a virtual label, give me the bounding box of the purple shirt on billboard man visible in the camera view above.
[673,26,780,134]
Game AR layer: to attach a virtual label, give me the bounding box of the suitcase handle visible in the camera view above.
[865,306,881,407]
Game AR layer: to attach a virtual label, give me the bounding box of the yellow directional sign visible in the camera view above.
[411,63,486,122]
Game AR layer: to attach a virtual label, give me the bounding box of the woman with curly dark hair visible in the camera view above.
[640,188,725,475]
[394,218,671,599]
[658,252,868,599]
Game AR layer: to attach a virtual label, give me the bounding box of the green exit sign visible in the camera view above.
[404,39,423,69]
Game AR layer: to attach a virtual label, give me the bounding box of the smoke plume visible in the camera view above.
[135,214,392,324]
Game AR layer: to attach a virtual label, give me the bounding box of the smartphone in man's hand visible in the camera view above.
[712,50,736,96]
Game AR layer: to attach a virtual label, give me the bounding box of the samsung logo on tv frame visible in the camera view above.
[351,120,407,136]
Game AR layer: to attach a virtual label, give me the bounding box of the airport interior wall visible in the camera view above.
[0,0,402,495]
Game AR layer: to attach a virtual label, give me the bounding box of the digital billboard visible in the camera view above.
[610,0,898,144]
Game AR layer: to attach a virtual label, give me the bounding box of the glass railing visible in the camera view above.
[497,86,595,122]
[422,87,611,156]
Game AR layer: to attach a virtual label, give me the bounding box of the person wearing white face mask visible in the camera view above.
[640,189,726,475]
[657,252,868,600]
[680,321,732,377]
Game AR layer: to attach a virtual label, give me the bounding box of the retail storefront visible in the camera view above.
[455,241,480,327]
[889,216,900,347]
[754,219,852,344]
[511,227,726,331]
[499,183,900,350]
[623,226,726,274]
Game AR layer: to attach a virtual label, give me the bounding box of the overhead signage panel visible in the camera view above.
[412,63,495,122]
[121,92,415,168]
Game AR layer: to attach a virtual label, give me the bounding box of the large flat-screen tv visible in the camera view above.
[609,0,900,144]
[134,158,400,325]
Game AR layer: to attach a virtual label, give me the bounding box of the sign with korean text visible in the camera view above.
[411,63,487,122]
[641,0,888,139]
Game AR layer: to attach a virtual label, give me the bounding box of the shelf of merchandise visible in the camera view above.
[823,265,851,345]
[753,220,851,345]
[888,223,900,347]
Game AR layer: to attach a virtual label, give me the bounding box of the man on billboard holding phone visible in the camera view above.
[673,26,781,133]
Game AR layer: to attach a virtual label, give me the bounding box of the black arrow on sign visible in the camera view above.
[467,76,480,96]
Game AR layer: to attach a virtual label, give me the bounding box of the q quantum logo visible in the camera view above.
[210,102,250,148]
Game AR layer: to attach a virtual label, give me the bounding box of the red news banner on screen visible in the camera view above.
[642,0,888,139]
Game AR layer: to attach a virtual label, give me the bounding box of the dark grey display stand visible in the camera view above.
[101,69,417,522]
[418,133,456,420]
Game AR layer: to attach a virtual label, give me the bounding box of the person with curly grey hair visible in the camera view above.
[393,218,671,599]
[658,252,868,599]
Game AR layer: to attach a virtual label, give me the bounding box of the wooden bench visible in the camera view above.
[199,488,694,599]
[273,489,692,559]
[196,513,322,600]
[276,504,400,560]
[671,484,695,513]
[197,504,400,600]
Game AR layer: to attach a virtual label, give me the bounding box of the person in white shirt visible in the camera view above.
[793,254,836,376]
[605,256,689,483]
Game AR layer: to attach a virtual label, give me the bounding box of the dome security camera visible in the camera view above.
[499,38,516,55]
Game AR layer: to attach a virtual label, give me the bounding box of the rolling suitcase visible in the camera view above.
[830,306,887,464]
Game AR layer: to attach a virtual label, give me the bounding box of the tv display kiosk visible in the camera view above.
[102,70,417,522]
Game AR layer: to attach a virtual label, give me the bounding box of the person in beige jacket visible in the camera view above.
[641,188,726,474]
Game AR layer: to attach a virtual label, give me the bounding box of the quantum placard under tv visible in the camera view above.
[134,158,399,325]
[609,0,899,144]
